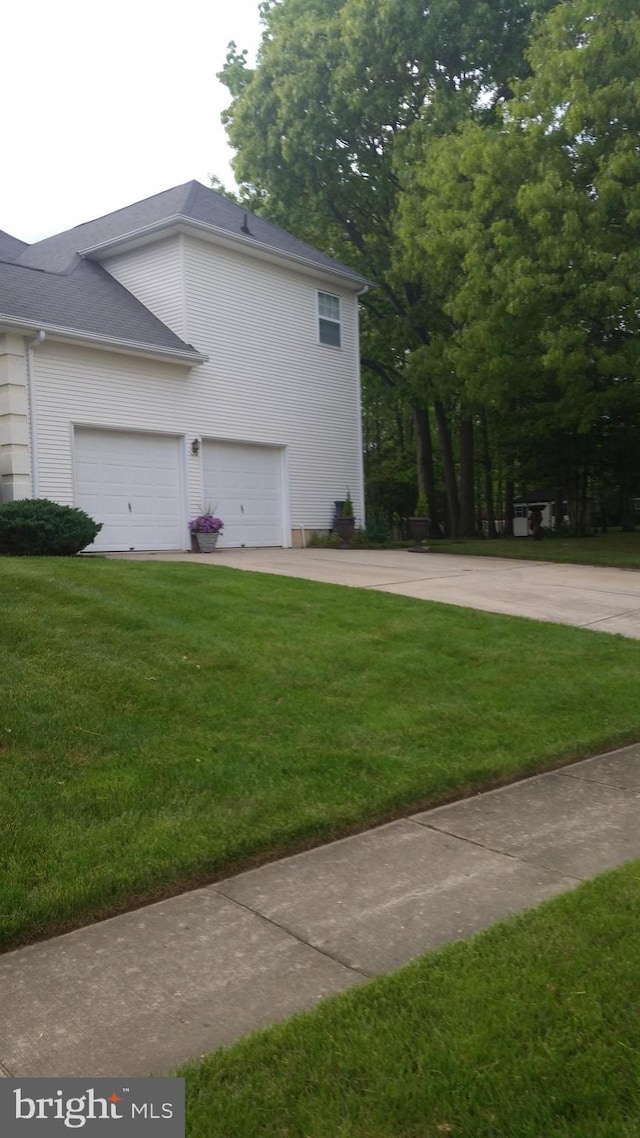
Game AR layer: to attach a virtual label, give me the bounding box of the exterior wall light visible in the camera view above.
[191,438,201,455]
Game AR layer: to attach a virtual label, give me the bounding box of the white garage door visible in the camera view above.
[74,428,185,552]
[203,441,284,547]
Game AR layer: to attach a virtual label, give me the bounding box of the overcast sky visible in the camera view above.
[1,0,263,243]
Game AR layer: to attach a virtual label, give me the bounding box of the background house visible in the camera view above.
[513,490,569,536]
[0,181,368,552]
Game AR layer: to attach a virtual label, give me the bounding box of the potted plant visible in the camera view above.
[336,492,355,544]
[408,494,430,549]
[189,512,224,552]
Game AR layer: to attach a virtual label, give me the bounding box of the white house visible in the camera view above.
[0,181,369,551]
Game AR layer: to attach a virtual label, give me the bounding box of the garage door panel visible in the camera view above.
[203,441,284,548]
[74,429,185,553]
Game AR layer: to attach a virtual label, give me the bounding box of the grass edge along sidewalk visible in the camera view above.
[4,555,640,950]
[182,859,640,1138]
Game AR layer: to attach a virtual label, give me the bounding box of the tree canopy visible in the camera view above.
[218,0,640,535]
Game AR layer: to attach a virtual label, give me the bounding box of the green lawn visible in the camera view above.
[431,530,640,568]
[182,861,640,1138]
[3,556,640,949]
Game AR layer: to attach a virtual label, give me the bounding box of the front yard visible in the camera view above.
[3,556,640,949]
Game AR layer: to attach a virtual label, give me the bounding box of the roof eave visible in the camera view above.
[80,216,373,291]
[0,316,207,366]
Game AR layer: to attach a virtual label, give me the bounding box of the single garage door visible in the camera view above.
[203,441,284,547]
[74,428,185,552]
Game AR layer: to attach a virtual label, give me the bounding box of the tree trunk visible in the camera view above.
[620,488,635,531]
[434,399,460,538]
[567,469,589,535]
[480,409,498,538]
[412,402,441,536]
[505,472,515,538]
[459,415,476,538]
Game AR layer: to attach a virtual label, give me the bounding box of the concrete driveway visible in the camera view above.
[119,547,640,638]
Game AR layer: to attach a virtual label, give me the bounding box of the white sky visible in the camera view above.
[1,0,263,243]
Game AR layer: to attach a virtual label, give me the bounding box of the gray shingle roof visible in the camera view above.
[2,181,367,359]
[0,259,203,359]
[15,181,369,286]
[0,230,28,262]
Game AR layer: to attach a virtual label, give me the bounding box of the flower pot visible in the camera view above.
[336,516,355,543]
[195,532,220,553]
[408,516,430,544]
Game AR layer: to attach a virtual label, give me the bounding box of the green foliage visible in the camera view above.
[365,515,391,544]
[308,530,341,548]
[208,175,241,205]
[342,492,354,518]
[414,494,428,517]
[397,0,640,526]
[219,0,640,531]
[0,498,101,556]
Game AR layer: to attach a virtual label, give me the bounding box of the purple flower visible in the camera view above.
[189,514,224,534]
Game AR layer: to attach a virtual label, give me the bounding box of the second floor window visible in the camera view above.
[318,291,341,347]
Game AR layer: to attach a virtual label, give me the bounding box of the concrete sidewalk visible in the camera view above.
[1,744,639,1077]
[114,548,640,639]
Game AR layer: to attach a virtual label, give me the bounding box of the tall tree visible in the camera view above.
[397,0,640,531]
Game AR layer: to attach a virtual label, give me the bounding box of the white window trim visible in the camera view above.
[317,291,341,349]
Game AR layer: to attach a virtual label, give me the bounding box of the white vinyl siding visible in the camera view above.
[102,237,187,339]
[182,237,363,531]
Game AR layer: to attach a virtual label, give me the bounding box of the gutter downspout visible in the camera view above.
[355,284,370,530]
[26,330,45,498]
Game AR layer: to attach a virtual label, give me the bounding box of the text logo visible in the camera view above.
[0,1078,184,1136]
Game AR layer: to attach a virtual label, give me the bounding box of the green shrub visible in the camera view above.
[308,530,341,548]
[0,498,102,556]
[364,515,391,544]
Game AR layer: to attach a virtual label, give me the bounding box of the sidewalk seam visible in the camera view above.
[363,572,469,589]
[580,605,640,627]
[410,819,585,883]
[0,1059,14,1077]
[557,769,640,791]
[212,887,373,980]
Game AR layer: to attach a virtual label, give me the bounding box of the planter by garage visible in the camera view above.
[336,516,355,543]
[195,532,220,553]
[189,513,224,553]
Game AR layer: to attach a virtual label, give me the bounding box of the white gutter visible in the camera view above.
[354,284,371,529]
[0,316,208,366]
[25,330,45,497]
[79,217,373,292]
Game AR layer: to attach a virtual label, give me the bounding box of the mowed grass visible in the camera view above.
[432,530,640,568]
[182,861,640,1138]
[2,556,640,948]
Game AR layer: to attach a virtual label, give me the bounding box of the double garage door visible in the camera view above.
[74,428,284,552]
